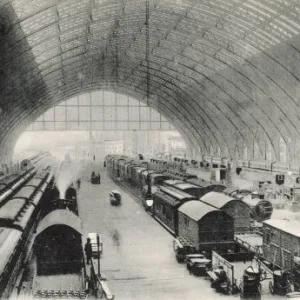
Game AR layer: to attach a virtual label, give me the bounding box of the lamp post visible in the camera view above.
[146,196,153,216]
[145,171,154,213]
[97,234,101,277]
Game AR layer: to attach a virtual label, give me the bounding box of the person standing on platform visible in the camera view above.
[84,238,92,265]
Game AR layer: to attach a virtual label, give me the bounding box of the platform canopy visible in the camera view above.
[1,0,300,161]
[35,209,82,236]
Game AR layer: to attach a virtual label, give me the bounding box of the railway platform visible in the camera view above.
[77,167,235,300]
[75,165,283,300]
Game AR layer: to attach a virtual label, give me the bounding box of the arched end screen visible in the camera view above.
[28,91,174,131]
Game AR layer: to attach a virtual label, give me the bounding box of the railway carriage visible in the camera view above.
[140,170,157,187]
[164,179,185,186]
[134,166,147,185]
[0,228,23,298]
[248,160,273,172]
[0,168,53,298]
[178,200,235,254]
[149,173,170,186]
[152,186,197,235]
[106,154,274,224]
[200,192,252,232]
[164,180,203,199]
[34,210,83,275]
[113,157,127,178]
[185,178,226,197]
[162,170,197,181]
[132,166,147,186]
[121,161,134,180]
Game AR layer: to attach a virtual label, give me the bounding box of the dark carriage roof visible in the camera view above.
[200,192,249,210]
[153,190,184,208]
[164,179,185,186]
[149,173,169,179]
[159,186,197,201]
[136,167,147,173]
[141,170,157,176]
[36,209,82,236]
[223,186,240,195]
[242,196,272,208]
[174,183,202,191]
[185,178,226,189]
[179,200,220,222]
[162,170,197,180]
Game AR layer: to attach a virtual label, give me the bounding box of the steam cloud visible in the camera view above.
[55,158,86,199]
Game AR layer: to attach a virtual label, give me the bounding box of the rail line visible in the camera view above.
[109,175,175,236]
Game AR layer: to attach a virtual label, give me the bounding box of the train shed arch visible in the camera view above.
[2,1,300,163]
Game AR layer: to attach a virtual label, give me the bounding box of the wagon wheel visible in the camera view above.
[269,281,274,294]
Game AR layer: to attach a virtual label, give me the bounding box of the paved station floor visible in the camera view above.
[77,168,283,300]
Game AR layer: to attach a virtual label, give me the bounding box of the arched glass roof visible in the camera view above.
[27,91,174,131]
[1,0,300,162]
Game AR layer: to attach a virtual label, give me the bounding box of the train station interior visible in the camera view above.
[2,0,300,299]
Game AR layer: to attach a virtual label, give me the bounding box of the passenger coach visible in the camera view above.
[164,180,203,199]
[153,186,197,235]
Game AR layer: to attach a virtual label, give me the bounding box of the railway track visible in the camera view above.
[112,178,144,207]
[109,174,175,236]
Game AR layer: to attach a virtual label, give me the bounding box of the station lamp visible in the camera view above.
[146,173,153,208]
[146,197,153,208]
